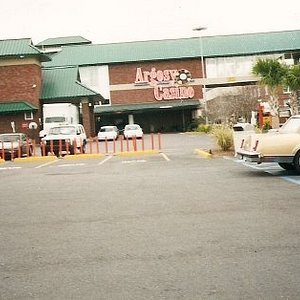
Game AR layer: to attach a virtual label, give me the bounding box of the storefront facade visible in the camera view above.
[1,30,299,138]
[94,58,202,132]
[40,30,300,136]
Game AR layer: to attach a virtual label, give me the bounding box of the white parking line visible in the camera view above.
[35,160,58,169]
[283,177,300,185]
[57,163,85,168]
[229,157,300,185]
[98,155,113,165]
[160,152,171,161]
[0,166,22,171]
[122,159,146,164]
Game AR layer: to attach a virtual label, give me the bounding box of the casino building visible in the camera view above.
[1,30,300,137]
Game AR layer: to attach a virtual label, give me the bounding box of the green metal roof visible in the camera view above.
[36,36,92,47]
[94,100,200,114]
[0,38,50,61]
[43,30,300,68]
[41,67,100,100]
[0,101,38,114]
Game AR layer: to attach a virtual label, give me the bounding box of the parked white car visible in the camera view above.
[123,124,143,139]
[98,126,119,141]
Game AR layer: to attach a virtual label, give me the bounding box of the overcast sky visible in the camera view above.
[1,0,299,44]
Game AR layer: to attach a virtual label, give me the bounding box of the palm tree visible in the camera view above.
[284,64,300,114]
[252,58,288,115]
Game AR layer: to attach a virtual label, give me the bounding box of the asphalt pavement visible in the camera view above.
[0,133,299,299]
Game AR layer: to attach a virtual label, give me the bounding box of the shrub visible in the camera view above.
[197,124,212,133]
[211,125,233,151]
[187,117,205,131]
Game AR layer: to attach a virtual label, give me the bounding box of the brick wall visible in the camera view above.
[0,62,42,138]
[0,64,42,107]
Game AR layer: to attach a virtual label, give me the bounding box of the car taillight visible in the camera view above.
[253,140,259,151]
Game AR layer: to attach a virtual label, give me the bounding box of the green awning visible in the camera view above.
[94,100,200,115]
[41,67,100,100]
[0,101,38,114]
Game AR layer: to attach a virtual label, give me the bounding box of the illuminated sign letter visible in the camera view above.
[135,68,144,83]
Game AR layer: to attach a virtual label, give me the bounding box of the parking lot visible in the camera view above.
[0,133,299,299]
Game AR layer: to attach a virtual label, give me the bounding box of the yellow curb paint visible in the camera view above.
[14,156,58,163]
[63,153,104,159]
[194,149,212,159]
[116,150,159,157]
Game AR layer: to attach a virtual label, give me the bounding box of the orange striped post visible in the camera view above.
[113,138,116,154]
[11,142,14,160]
[65,140,69,154]
[26,139,30,157]
[50,140,54,155]
[151,133,154,150]
[96,138,99,153]
[105,138,108,154]
[132,136,137,151]
[79,139,83,154]
[32,139,36,156]
[73,139,77,155]
[59,139,62,157]
[126,136,129,152]
[17,140,21,158]
[41,141,46,156]
[158,133,161,150]
[120,135,124,152]
[89,139,93,154]
[1,141,4,159]
[141,135,145,151]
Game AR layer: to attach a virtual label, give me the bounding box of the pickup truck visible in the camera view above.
[41,124,87,156]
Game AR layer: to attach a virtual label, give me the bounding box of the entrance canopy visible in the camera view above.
[94,100,200,115]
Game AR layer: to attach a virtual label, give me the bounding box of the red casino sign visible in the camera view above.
[135,67,195,101]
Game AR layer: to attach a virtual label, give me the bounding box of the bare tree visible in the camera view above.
[207,85,260,123]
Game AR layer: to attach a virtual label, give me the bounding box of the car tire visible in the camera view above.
[293,151,300,173]
[278,162,295,171]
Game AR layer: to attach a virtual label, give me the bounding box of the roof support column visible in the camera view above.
[81,98,95,138]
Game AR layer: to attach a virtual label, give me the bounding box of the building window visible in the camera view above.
[24,111,33,120]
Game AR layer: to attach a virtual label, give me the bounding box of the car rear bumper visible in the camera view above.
[236,150,261,162]
[236,150,294,163]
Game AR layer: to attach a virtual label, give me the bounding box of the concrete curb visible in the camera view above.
[116,149,160,157]
[2,151,160,162]
[14,156,58,163]
[194,148,213,159]
[63,153,104,159]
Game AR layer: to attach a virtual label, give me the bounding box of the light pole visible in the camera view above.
[193,26,208,124]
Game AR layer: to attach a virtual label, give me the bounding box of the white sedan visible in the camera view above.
[98,126,119,141]
[123,124,143,139]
